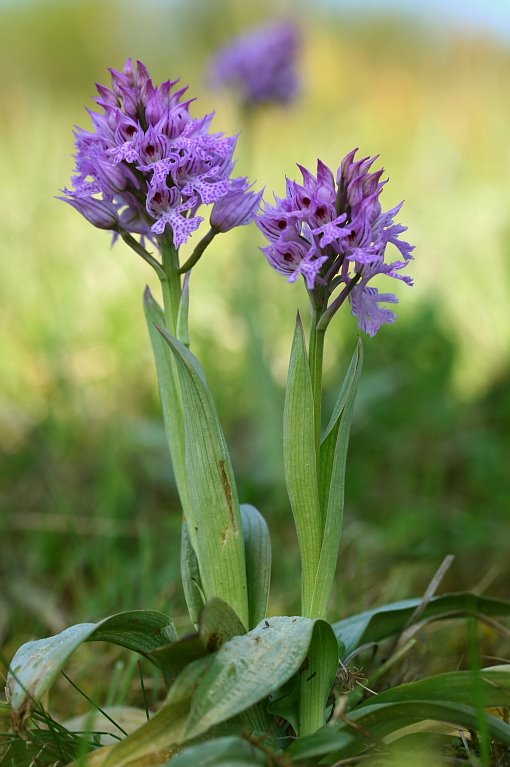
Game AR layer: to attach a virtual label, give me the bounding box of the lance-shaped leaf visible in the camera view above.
[241,505,271,629]
[102,656,214,767]
[290,700,510,761]
[357,667,510,709]
[180,520,205,628]
[176,272,191,348]
[151,599,246,684]
[309,339,363,618]
[183,616,317,740]
[283,314,322,616]
[299,620,339,736]
[156,326,249,629]
[163,736,268,766]
[144,288,189,511]
[333,591,510,657]
[6,611,175,730]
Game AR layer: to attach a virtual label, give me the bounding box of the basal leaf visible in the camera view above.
[183,616,316,741]
[199,598,247,650]
[157,326,248,629]
[357,667,510,709]
[333,592,510,657]
[283,314,322,616]
[240,505,271,629]
[102,656,213,767]
[299,620,339,736]
[290,700,510,761]
[163,736,268,766]
[7,611,175,730]
[151,599,245,684]
[180,520,204,628]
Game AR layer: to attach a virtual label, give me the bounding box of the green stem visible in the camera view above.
[178,228,217,274]
[119,230,166,281]
[159,235,181,334]
[316,272,362,334]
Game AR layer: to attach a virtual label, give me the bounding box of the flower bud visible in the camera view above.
[210,184,263,232]
[59,194,119,230]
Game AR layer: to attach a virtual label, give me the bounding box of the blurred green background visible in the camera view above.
[1,0,510,667]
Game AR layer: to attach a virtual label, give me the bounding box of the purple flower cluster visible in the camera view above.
[257,151,414,335]
[61,59,261,249]
[210,21,300,107]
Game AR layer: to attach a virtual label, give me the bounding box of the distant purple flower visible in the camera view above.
[257,150,414,335]
[61,59,257,250]
[210,21,300,107]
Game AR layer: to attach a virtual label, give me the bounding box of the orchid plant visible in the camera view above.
[5,59,510,767]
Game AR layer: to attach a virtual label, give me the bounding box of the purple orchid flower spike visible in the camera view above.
[60,59,260,257]
[209,21,300,108]
[257,150,414,335]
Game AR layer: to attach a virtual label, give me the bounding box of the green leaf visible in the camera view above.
[151,599,245,684]
[157,325,248,629]
[333,591,510,657]
[183,616,316,741]
[163,736,268,767]
[6,611,175,729]
[266,678,301,733]
[103,656,213,767]
[299,620,339,736]
[144,288,189,512]
[290,700,510,761]
[198,598,247,650]
[176,271,191,347]
[240,505,271,629]
[311,339,363,618]
[358,667,510,709]
[180,520,205,628]
[283,314,322,616]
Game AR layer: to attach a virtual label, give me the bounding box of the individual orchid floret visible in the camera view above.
[58,194,119,230]
[257,150,414,335]
[209,21,300,108]
[60,59,259,263]
[210,181,263,232]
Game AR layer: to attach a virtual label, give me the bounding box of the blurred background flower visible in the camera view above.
[1,0,510,671]
[208,19,300,108]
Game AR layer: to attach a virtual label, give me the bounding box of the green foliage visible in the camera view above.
[162,736,267,767]
[283,315,322,616]
[333,591,510,656]
[240,505,271,630]
[310,339,363,618]
[155,325,249,628]
[6,611,175,729]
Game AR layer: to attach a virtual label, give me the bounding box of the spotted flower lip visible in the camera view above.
[61,59,260,250]
[256,150,414,335]
[209,21,300,107]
